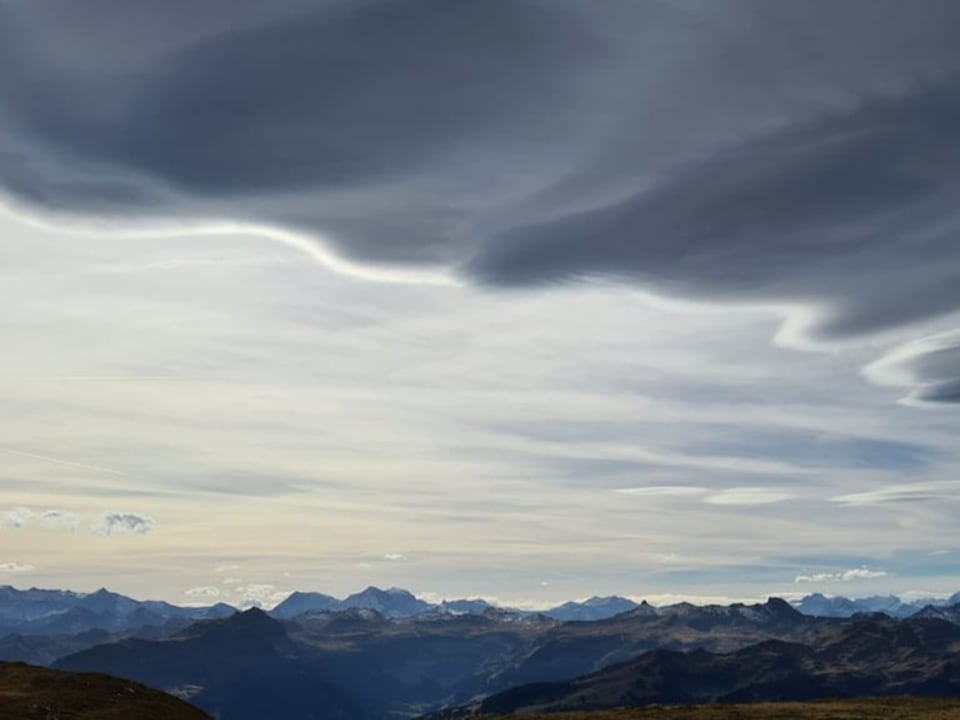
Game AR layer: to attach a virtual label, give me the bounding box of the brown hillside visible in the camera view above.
[484,698,960,720]
[0,662,211,719]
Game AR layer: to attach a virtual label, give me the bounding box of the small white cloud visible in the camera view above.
[0,507,35,528]
[795,567,887,583]
[185,586,221,599]
[1,507,82,531]
[38,509,81,531]
[0,561,35,573]
[705,487,795,506]
[221,577,242,585]
[93,511,155,536]
[383,553,407,561]
[794,572,835,584]
[840,568,887,581]
[214,564,241,573]
[233,583,287,609]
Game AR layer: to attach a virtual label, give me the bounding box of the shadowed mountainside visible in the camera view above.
[0,661,211,719]
[45,599,960,720]
[55,608,361,720]
[50,599,841,719]
[465,615,960,716]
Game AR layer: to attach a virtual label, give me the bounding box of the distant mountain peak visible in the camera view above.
[792,591,960,618]
[546,595,639,622]
[762,596,802,619]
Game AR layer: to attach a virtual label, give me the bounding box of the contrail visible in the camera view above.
[0,447,127,476]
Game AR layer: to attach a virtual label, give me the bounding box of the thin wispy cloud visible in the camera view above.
[830,481,960,506]
[614,487,709,498]
[795,568,888,584]
[703,488,796,506]
[0,447,127,476]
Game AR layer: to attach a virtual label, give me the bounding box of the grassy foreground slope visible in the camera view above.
[485,698,960,720]
[0,662,212,719]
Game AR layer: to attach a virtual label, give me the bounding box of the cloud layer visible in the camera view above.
[1,1,960,349]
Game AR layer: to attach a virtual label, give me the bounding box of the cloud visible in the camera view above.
[0,507,34,529]
[864,330,960,406]
[231,583,288,609]
[92,511,155,536]
[0,507,81,530]
[185,586,221,599]
[795,567,887,583]
[615,486,709,498]
[704,487,796,506]
[830,480,960,506]
[0,562,35,573]
[383,553,407,562]
[0,1,959,360]
[37,509,81,530]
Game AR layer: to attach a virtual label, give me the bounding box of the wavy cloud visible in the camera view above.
[865,330,960,405]
[0,1,958,358]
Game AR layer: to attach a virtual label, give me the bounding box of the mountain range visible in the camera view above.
[468,614,960,715]
[5,583,960,719]
[0,585,234,636]
[51,596,931,720]
[792,592,960,619]
[7,583,960,632]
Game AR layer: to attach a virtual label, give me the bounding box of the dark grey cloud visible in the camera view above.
[2,1,960,343]
[469,80,960,343]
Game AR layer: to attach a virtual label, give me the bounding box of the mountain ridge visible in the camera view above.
[463,615,960,716]
[7,583,960,628]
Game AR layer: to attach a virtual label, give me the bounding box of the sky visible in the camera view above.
[1,0,960,610]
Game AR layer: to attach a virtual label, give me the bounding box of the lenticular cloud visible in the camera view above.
[2,1,960,356]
